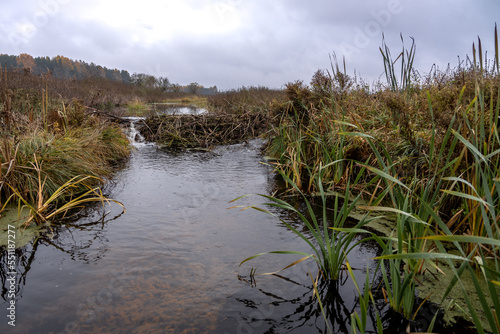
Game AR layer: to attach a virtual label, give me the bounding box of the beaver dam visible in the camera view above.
[137,111,272,148]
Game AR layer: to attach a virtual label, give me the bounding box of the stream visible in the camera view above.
[0,108,448,333]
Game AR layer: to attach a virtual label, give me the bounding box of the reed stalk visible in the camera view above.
[235,24,500,332]
[380,34,416,92]
[234,165,372,281]
[346,260,383,334]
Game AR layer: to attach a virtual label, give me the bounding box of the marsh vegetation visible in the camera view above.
[0,25,499,334]
[234,27,500,333]
[0,63,202,230]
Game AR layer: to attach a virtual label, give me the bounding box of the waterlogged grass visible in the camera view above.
[233,167,373,281]
[0,91,130,231]
[5,173,125,227]
[2,124,130,205]
[346,261,383,334]
[125,98,151,116]
[168,95,208,108]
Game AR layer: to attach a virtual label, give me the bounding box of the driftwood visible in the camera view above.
[138,111,271,148]
[83,106,130,124]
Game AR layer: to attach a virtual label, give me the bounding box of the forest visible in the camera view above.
[0,53,131,83]
[0,53,217,95]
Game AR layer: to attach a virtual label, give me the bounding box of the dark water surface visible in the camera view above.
[1,134,383,333]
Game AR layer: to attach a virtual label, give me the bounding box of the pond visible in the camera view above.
[152,103,207,115]
[0,111,466,333]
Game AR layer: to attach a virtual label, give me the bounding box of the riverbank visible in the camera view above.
[1,28,498,332]
[245,33,499,332]
[0,69,136,230]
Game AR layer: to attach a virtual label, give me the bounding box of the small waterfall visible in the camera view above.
[126,117,145,145]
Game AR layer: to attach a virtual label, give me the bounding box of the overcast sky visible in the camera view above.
[1,0,498,90]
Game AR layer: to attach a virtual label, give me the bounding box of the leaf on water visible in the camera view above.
[257,255,314,276]
[239,251,315,267]
[228,193,254,203]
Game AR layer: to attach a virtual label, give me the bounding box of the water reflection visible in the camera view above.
[0,209,122,303]
[0,136,455,333]
[153,103,207,115]
[0,244,33,302]
[218,232,384,334]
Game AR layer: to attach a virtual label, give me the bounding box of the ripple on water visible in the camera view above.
[1,139,382,334]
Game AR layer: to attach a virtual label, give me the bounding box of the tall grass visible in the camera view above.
[347,261,383,334]
[238,25,499,332]
[266,57,371,193]
[267,105,361,192]
[206,86,285,114]
[364,28,498,331]
[445,83,500,255]
[0,67,174,109]
[422,73,499,333]
[0,72,131,227]
[1,122,129,206]
[380,34,416,92]
[234,166,373,281]
[356,27,498,331]
[5,172,124,226]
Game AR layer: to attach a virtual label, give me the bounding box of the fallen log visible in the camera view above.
[83,106,130,124]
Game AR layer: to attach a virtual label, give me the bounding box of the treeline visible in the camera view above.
[0,53,131,83]
[129,74,217,95]
[0,53,218,95]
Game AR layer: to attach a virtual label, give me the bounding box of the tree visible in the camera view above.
[131,73,151,86]
[0,54,18,70]
[73,60,88,80]
[120,70,131,83]
[51,55,77,79]
[104,68,123,82]
[169,83,182,93]
[17,53,36,73]
[156,76,170,91]
[88,63,106,79]
[130,73,169,89]
[34,56,53,75]
[187,82,200,94]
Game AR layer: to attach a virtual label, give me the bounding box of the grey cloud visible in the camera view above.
[1,0,498,90]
